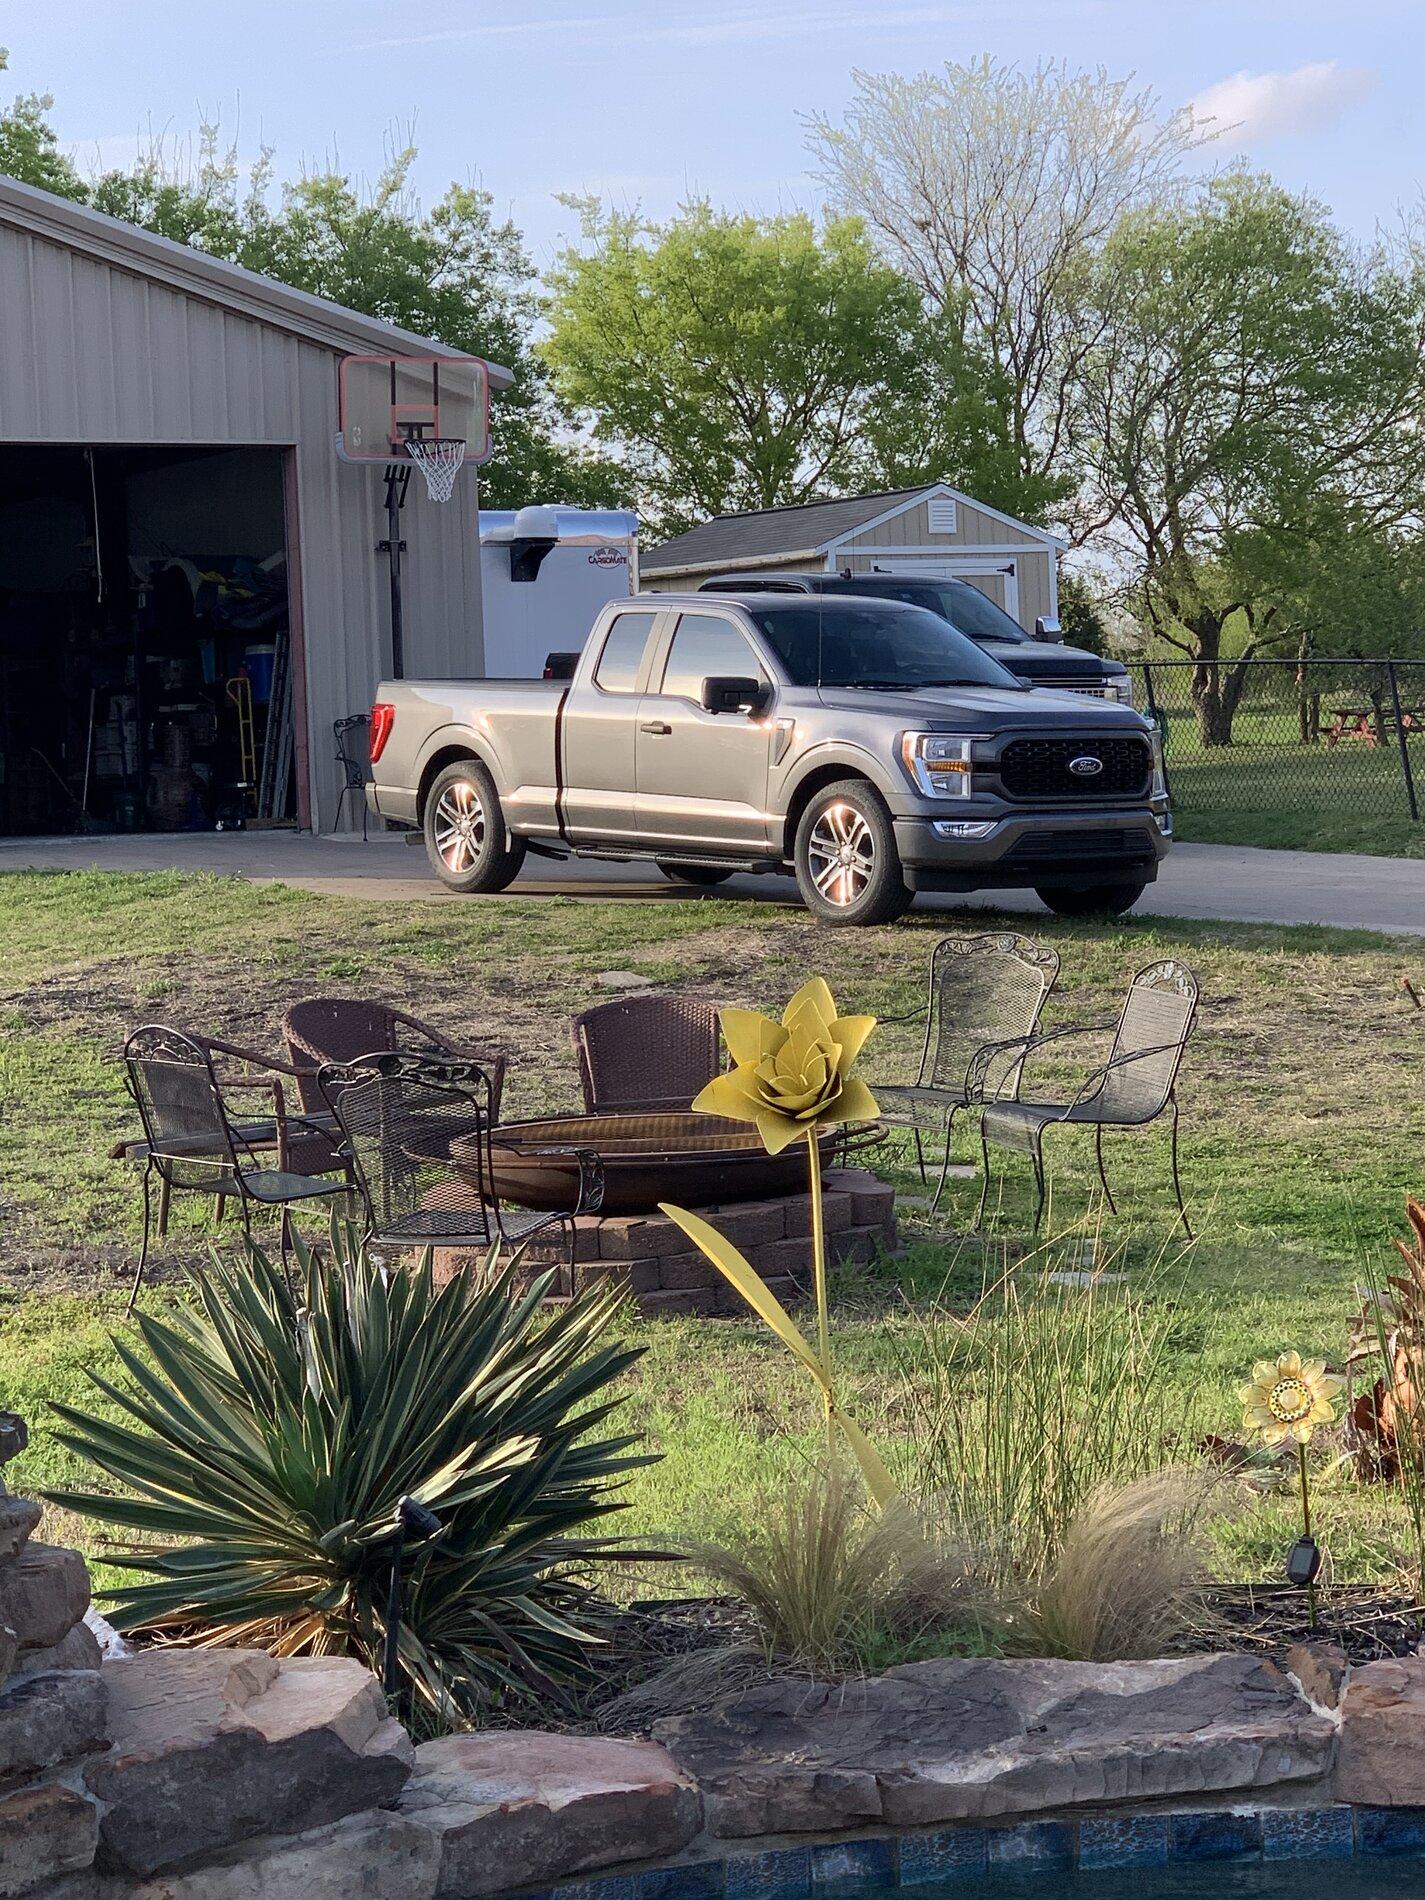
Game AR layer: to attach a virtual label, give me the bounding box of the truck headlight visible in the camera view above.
[1109,676,1135,708]
[902,732,977,799]
[1149,728,1167,798]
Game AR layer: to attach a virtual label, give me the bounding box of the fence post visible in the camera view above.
[1386,661,1420,822]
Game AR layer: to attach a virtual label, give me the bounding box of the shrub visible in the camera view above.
[49,1225,650,1728]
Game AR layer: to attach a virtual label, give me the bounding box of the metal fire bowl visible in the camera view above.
[463,1111,837,1216]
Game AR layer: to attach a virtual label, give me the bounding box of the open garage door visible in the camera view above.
[0,444,296,835]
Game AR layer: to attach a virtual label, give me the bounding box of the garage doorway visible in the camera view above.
[0,444,297,836]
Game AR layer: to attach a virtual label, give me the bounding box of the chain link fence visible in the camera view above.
[1127,658,1424,839]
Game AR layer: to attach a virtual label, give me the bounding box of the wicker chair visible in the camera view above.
[573,995,723,1114]
[869,933,1061,1212]
[122,1025,353,1313]
[318,1052,603,1289]
[284,998,506,1122]
[976,958,1199,1235]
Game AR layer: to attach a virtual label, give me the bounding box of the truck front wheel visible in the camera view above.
[1036,880,1148,918]
[424,760,527,895]
[794,781,913,926]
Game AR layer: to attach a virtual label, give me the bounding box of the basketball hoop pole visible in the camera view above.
[377,463,411,678]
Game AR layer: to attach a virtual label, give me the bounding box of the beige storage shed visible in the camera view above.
[641,483,1064,634]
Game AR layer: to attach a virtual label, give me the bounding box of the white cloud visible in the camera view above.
[1190,61,1377,147]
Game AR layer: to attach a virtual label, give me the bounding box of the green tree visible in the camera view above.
[1077,174,1425,743]
[543,201,1012,534]
[0,67,614,509]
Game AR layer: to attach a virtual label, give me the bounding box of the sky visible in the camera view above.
[5,0,1424,267]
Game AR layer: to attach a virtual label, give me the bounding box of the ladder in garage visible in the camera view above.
[257,632,294,822]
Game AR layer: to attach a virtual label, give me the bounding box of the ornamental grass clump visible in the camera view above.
[47,1224,651,1729]
[660,977,895,1505]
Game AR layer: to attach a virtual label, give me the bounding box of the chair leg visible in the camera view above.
[911,1129,928,1187]
[1094,1124,1119,1216]
[125,1167,154,1317]
[1169,1098,1192,1239]
[930,1107,959,1216]
[975,1123,993,1230]
[1030,1133,1047,1233]
[156,1176,171,1240]
[214,1192,227,1227]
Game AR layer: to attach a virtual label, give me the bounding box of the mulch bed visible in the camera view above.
[1180,1582,1425,1664]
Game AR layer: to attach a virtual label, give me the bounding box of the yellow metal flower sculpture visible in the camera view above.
[660,978,894,1506]
[1238,1351,1344,1448]
[1238,1349,1344,1625]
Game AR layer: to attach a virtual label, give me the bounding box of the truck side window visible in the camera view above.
[659,614,763,702]
[593,612,656,693]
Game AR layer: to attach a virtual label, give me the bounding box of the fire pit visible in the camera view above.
[456,1111,840,1218]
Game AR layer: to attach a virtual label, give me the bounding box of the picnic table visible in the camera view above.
[1324,703,1425,747]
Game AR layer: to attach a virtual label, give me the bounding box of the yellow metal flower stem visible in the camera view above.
[1298,1442,1318,1628]
[806,1129,835,1452]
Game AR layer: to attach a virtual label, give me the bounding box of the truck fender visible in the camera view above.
[413,725,507,821]
[777,741,906,855]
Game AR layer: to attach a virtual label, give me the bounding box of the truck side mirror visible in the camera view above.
[701,675,768,715]
[1034,616,1063,644]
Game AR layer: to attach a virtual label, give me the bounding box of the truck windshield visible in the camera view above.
[851,578,1032,645]
[746,602,1026,693]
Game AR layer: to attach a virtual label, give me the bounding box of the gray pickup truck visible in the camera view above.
[368,591,1171,925]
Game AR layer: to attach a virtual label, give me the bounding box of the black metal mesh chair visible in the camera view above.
[573,995,723,1114]
[122,1025,354,1312]
[319,1051,603,1289]
[333,714,371,840]
[870,933,1061,1211]
[977,958,1199,1235]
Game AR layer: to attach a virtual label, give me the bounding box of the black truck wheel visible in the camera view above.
[1036,880,1149,918]
[794,780,913,926]
[424,760,527,895]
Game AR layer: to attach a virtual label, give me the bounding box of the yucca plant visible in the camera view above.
[48,1223,651,1728]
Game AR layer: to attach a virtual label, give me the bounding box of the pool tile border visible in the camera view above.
[543,1804,1425,1898]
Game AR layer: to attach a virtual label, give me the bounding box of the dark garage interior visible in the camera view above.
[0,444,296,836]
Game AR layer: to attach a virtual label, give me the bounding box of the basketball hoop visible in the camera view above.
[403,436,466,504]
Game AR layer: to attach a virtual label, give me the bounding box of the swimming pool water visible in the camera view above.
[841,1865,1425,1898]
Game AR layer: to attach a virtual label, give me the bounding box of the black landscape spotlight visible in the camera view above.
[382,1495,443,1701]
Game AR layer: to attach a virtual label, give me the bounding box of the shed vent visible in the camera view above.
[927,497,957,535]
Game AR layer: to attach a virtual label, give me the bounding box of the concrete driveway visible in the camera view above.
[2,829,1421,936]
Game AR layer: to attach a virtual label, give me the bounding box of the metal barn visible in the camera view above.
[0,174,511,835]
[641,483,1065,634]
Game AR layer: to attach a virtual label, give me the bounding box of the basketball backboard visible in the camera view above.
[337,353,491,465]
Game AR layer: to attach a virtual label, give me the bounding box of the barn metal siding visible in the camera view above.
[0,222,485,830]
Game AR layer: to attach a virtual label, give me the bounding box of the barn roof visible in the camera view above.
[0,173,515,386]
[642,482,1064,575]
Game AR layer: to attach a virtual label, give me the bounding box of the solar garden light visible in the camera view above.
[1238,1351,1344,1628]
[382,1495,443,1701]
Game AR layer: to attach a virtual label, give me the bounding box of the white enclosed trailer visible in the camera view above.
[478,506,638,677]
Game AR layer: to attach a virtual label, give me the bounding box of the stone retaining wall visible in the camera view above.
[436,1167,898,1316]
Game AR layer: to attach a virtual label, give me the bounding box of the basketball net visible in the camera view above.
[404,436,466,503]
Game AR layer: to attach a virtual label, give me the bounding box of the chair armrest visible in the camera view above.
[522,1145,606,1218]
[875,1007,925,1027]
[963,1021,1112,1104]
[1059,1040,1186,1117]
[196,1034,304,1078]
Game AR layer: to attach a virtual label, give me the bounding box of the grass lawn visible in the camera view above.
[1,869,1424,1604]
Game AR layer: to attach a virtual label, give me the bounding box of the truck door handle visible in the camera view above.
[640,721,672,735]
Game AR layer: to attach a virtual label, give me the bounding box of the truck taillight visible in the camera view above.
[369,703,395,763]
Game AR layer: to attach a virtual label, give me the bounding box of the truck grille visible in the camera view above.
[999,735,1150,800]
[1002,828,1157,868]
[1026,678,1108,697]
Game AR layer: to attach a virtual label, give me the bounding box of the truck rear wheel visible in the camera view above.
[1036,880,1148,918]
[656,862,734,887]
[424,760,526,895]
[794,780,913,926]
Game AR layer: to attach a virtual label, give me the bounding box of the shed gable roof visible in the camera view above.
[0,173,514,385]
[642,483,1063,574]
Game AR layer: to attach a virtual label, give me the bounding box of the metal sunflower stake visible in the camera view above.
[1238,1350,1345,1627]
[660,977,896,1506]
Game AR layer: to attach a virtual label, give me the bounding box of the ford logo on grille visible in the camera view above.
[1068,754,1104,778]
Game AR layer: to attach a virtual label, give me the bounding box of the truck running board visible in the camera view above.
[525,840,784,876]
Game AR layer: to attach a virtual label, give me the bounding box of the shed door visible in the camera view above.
[901,559,1019,625]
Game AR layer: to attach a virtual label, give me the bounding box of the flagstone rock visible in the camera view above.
[398,1730,702,1897]
[0,1667,107,1781]
[12,1620,103,1683]
[0,1497,42,1567]
[0,1544,90,1651]
[124,1810,441,1899]
[85,1650,413,1876]
[1337,1656,1425,1805]
[654,1653,1336,1837]
[0,1779,100,1898]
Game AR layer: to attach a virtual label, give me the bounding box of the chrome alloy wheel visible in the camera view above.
[807,801,875,907]
[432,779,487,875]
